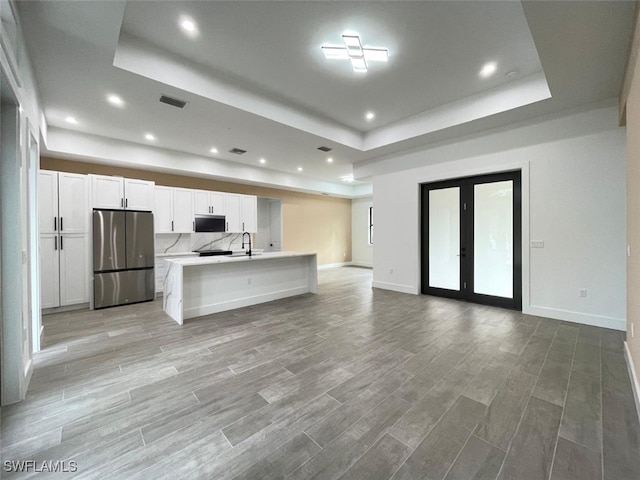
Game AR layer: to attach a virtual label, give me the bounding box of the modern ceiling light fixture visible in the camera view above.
[479,61,498,78]
[321,34,388,73]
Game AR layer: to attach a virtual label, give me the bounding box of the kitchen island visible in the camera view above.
[163,251,317,324]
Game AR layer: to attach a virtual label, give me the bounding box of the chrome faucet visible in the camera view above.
[241,232,252,257]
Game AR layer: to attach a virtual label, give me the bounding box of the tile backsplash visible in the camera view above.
[156,232,245,254]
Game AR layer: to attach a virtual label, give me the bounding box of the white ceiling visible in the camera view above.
[16,1,635,196]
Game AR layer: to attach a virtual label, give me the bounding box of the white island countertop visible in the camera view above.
[163,251,318,324]
[164,251,316,266]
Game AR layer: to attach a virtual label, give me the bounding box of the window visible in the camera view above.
[368,206,373,245]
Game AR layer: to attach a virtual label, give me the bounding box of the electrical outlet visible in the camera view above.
[531,240,545,248]
[247,277,252,285]
[579,288,587,298]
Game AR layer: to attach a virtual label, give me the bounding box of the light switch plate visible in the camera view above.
[531,241,544,248]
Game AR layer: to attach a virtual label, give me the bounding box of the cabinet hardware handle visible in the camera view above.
[171,220,174,232]
[60,236,63,250]
[193,221,195,231]
[60,217,63,231]
[54,217,57,231]
[226,222,229,232]
[54,236,57,250]
[125,198,128,208]
[242,222,244,231]
[121,198,124,208]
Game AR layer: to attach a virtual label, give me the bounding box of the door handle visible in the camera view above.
[54,217,57,231]
[54,236,57,250]
[60,236,63,250]
[60,217,63,231]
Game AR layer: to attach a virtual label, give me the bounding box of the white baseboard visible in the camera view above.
[318,262,351,270]
[372,280,418,295]
[624,341,640,422]
[525,305,626,331]
[349,262,373,269]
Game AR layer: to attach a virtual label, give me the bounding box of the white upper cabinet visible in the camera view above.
[240,195,257,233]
[90,174,124,209]
[58,172,89,233]
[154,186,194,234]
[154,186,173,234]
[222,194,257,233]
[224,194,242,232]
[124,178,155,211]
[90,174,154,211]
[172,188,195,233]
[194,190,226,215]
[38,170,58,234]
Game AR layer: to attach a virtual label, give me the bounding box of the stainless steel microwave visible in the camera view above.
[194,215,226,233]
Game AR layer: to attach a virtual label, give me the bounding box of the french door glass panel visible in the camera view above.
[428,187,460,290]
[473,180,513,298]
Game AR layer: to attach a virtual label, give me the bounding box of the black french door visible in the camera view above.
[421,171,522,310]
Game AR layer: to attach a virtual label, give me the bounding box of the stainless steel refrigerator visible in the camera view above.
[93,209,155,309]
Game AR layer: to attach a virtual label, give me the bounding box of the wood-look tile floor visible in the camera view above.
[2,267,640,479]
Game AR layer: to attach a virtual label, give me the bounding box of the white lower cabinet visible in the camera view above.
[39,234,60,309]
[59,234,90,306]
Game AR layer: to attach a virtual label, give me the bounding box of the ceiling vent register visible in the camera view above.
[229,148,247,155]
[317,146,332,152]
[159,95,187,108]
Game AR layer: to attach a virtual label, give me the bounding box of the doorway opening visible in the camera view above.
[256,197,282,252]
[420,171,522,310]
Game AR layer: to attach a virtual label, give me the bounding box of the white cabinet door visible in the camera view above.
[193,190,211,215]
[58,172,89,233]
[172,188,194,233]
[38,170,58,234]
[210,192,225,215]
[224,194,242,232]
[39,234,60,308]
[154,186,173,233]
[59,234,89,306]
[91,174,124,209]
[241,195,257,233]
[125,178,154,211]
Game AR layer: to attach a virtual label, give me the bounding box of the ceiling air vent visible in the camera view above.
[159,95,187,109]
[229,148,247,155]
[317,146,332,152]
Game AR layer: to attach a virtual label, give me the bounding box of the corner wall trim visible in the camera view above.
[624,341,640,423]
[372,280,418,295]
[525,305,626,331]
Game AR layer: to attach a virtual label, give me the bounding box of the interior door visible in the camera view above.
[421,171,522,310]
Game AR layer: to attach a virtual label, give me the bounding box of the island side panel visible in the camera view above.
[182,255,315,319]
[163,260,184,324]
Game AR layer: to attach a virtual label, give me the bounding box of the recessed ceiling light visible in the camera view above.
[210,147,218,154]
[144,133,155,141]
[65,116,78,124]
[297,167,303,172]
[179,17,197,35]
[479,62,497,79]
[107,94,124,107]
[327,157,333,163]
[365,112,375,121]
[259,158,266,164]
